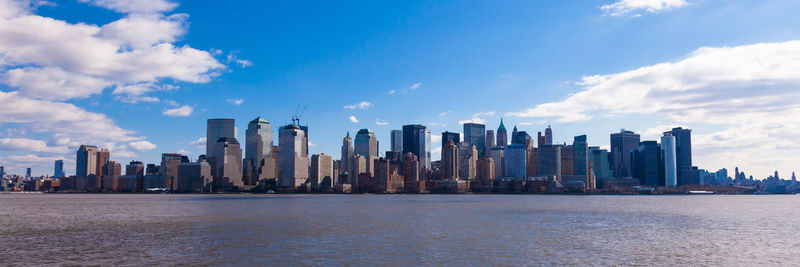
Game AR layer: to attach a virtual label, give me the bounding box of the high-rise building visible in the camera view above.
[278,124,309,189]
[632,141,663,186]
[177,161,212,193]
[560,145,574,176]
[310,153,334,190]
[537,145,561,181]
[537,132,546,147]
[100,161,121,191]
[76,145,98,178]
[355,129,379,175]
[544,125,553,145]
[245,117,275,186]
[26,167,31,178]
[160,153,187,190]
[54,160,64,178]
[463,123,486,153]
[350,155,367,189]
[664,127,693,185]
[390,130,403,152]
[496,118,508,148]
[588,146,613,186]
[485,130,495,156]
[441,141,459,180]
[402,124,431,170]
[661,134,677,187]
[126,161,144,177]
[206,118,237,159]
[504,144,527,179]
[477,157,495,180]
[511,131,533,146]
[458,142,478,180]
[212,137,243,189]
[402,152,420,192]
[573,135,588,176]
[441,131,460,151]
[526,147,537,178]
[490,147,504,179]
[610,130,640,178]
[341,132,354,176]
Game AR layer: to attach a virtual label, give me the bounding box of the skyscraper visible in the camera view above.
[341,132,354,176]
[26,168,31,178]
[310,153,334,190]
[632,141,662,186]
[354,129,379,158]
[390,130,403,152]
[458,142,478,180]
[279,124,309,189]
[160,153,187,190]
[402,124,431,170]
[496,118,508,148]
[664,127,693,185]
[610,130,640,178]
[504,144,527,179]
[573,135,588,176]
[588,146,613,186]
[76,145,98,178]
[126,160,144,177]
[661,134,677,187]
[485,130,495,156]
[537,145,561,181]
[54,160,64,178]
[544,125,553,145]
[442,141,459,180]
[463,123,486,153]
[177,161,212,193]
[212,137,243,189]
[206,118,237,158]
[537,132,545,147]
[441,131,460,152]
[490,147,504,178]
[511,131,533,146]
[245,117,275,185]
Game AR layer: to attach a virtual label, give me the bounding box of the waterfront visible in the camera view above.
[1,194,799,266]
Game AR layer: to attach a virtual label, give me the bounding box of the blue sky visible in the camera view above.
[1,0,800,179]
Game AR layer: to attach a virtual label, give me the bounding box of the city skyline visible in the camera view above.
[1,0,800,179]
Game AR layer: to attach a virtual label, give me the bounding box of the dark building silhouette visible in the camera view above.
[664,127,693,185]
[632,141,663,186]
[610,130,640,178]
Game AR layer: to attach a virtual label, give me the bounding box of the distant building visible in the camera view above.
[463,123,486,154]
[244,117,275,186]
[206,118,237,159]
[490,147,504,179]
[279,124,309,189]
[341,132,354,177]
[402,153,420,190]
[458,142,478,180]
[311,153,334,190]
[441,131,460,152]
[496,118,508,148]
[485,130,495,156]
[561,145,574,176]
[177,161,212,193]
[390,129,403,152]
[632,141,662,186]
[504,144,527,180]
[355,129,379,175]
[160,153,187,190]
[212,137,243,189]
[588,146,613,186]
[610,130,640,178]
[402,124,431,170]
[537,132,546,147]
[664,127,693,185]
[544,125,553,145]
[126,161,144,177]
[537,145,561,181]
[54,160,65,178]
[661,134,677,187]
[477,157,495,181]
[511,130,532,146]
[26,168,31,178]
[573,135,588,176]
[101,161,121,192]
[441,141,459,180]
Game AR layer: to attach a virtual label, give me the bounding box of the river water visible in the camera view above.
[1,194,798,266]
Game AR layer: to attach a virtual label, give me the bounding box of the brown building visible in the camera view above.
[526,147,537,178]
[160,153,187,190]
[101,161,121,192]
[561,145,574,176]
[375,158,404,193]
[441,140,459,180]
[477,157,495,181]
[126,161,144,176]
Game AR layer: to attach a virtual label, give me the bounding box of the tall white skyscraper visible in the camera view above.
[206,118,237,157]
[245,117,275,185]
[279,124,309,189]
[661,134,677,187]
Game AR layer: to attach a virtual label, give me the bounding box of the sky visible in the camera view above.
[1,0,799,179]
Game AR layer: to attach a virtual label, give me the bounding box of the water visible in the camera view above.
[1,194,799,266]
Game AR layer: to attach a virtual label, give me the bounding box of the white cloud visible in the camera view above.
[508,40,800,177]
[343,101,372,110]
[375,119,388,126]
[387,90,396,95]
[458,111,495,125]
[189,137,206,147]
[410,82,422,90]
[78,0,178,13]
[601,0,688,17]
[438,111,451,117]
[126,140,156,151]
[431,135,442,143]
[162,105,193,117]
[226,51,252,68]
[518,122,533,126]
[226,98,244,105]
[348,115,359,123]
[308,141,315,147]
[0,137,68,153]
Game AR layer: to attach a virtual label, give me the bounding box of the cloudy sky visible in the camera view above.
[1,0,799,179]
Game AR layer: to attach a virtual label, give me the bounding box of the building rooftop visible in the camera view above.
[250,117,269,124]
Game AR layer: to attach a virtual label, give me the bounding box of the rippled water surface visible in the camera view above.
[1,194,799,266]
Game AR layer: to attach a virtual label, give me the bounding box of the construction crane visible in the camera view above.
[292,105,308,125]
